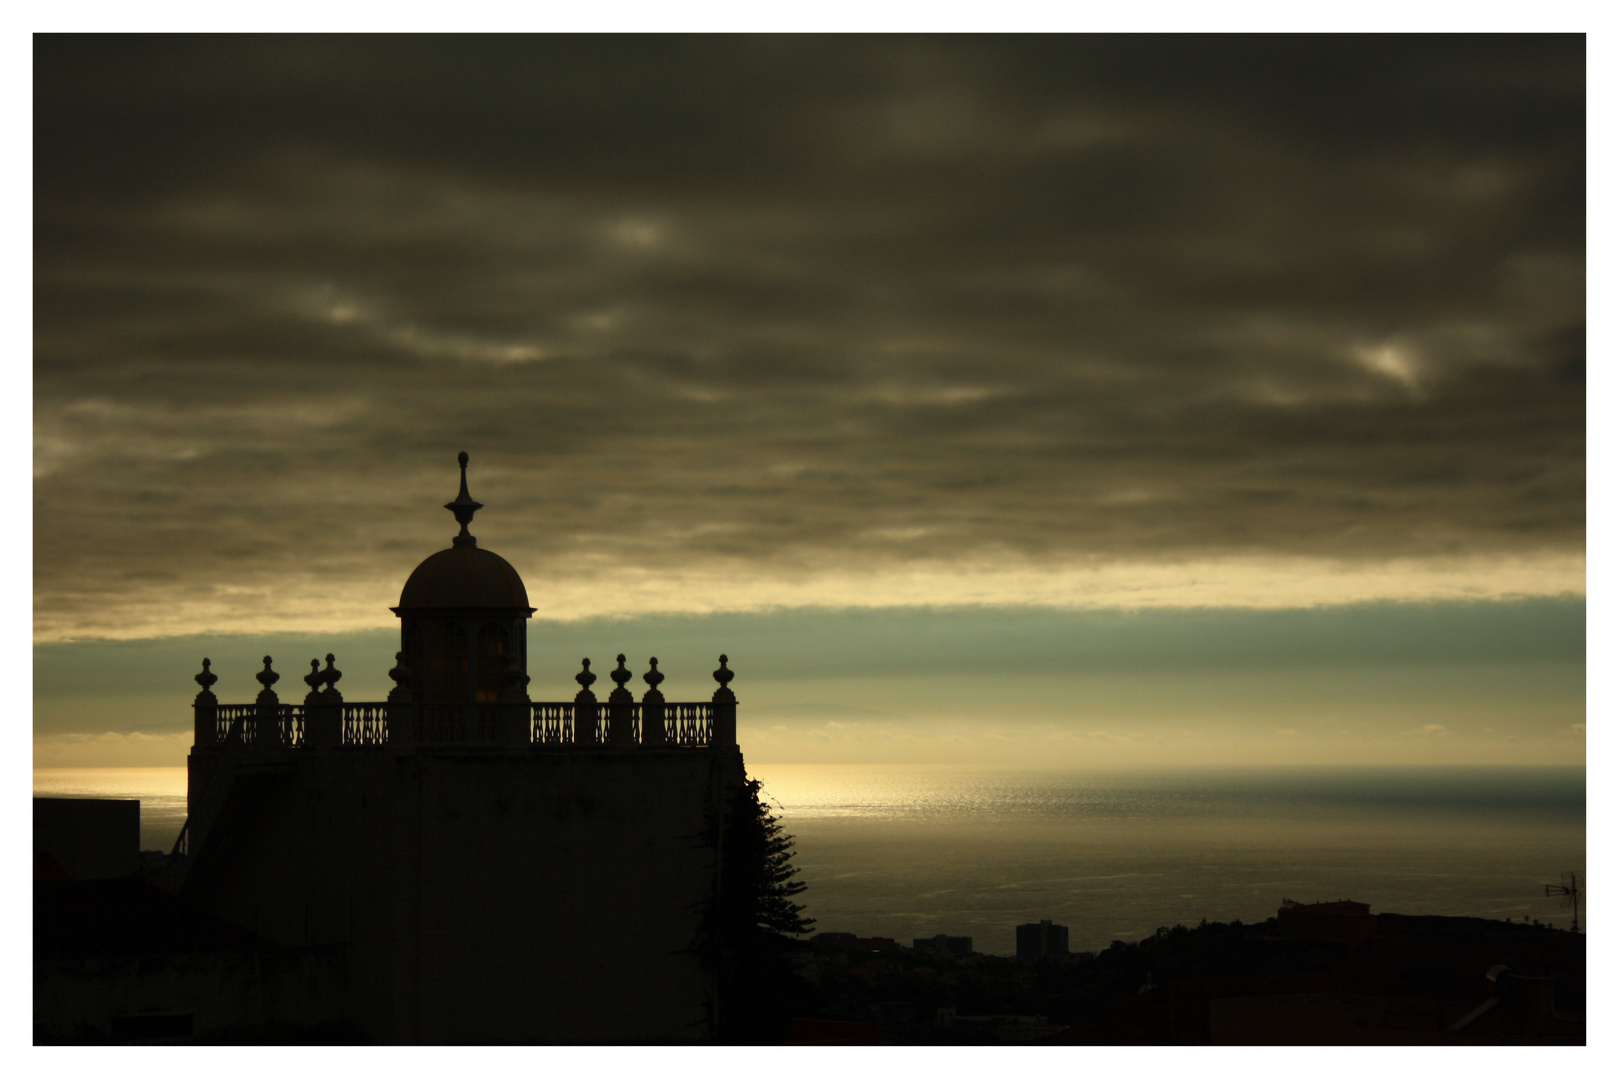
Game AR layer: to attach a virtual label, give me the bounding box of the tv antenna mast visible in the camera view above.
[1544,871,1580,933]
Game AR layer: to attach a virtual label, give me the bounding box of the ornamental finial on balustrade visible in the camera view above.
[388,651,414,703]
[304,659,323,699]
[712,654,736,704]
[444,450,484,549]
[574,658,598,713]
[320,653,344,701]
[194,658,218,704]
[641,658,665,714]
[255,656,281,705]
[608,653,634,704]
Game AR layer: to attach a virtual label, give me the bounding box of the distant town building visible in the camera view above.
[1016,919,1070,957]
[811,932,904,954]
[1275,899,1379,947]
[858,936,904,952]
[913,934,973,956]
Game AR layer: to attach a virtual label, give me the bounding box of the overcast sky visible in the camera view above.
[32,36,1584,766]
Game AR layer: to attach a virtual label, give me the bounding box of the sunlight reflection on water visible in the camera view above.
[34,767,189,853]
[749,764,1586,954]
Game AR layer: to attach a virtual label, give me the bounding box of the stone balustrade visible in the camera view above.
[192,654,737,751]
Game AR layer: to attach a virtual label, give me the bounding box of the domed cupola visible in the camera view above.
[398,546,530,611]
[391,453,537,704]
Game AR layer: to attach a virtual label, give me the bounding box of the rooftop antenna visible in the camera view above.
[1544,871,1580,933]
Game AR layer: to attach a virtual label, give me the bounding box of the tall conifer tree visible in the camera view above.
[709,777,813,1042]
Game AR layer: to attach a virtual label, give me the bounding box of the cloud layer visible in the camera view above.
[34,37,1584,639]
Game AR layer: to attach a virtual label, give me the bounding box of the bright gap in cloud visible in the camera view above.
[33,550,1585,643]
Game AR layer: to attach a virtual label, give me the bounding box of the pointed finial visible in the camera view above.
[321,653,343,691]
[611,654,632,690]
[444,450,485,548]
[643,657,664,691]
[713,654,734,690]
[194,658,218,693]
[304,659,323,694]
[255,656,281,706]
[575,658,597,690]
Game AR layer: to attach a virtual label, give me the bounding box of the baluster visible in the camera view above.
[219,704,244,746]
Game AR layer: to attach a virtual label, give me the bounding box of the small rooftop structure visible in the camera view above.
[914,934,974,957]
[1016,919,1070,958]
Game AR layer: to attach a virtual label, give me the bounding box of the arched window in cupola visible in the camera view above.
[476,623,510,703]
[430,623,470,703]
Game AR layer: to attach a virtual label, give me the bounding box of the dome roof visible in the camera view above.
[396,545,532,611]
[393,451,535,614]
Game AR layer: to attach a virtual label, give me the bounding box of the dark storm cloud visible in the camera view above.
[33,35,1584,637]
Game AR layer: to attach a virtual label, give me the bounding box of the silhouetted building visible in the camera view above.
[1016,919,1069,958]
[35,799,139,881]
[171,454,750,1043]
[914,935,973,956]
[1275,899,1379,947]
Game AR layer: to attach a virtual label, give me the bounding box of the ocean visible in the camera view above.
[749,764,1587,955]
[33,763,1584,955]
